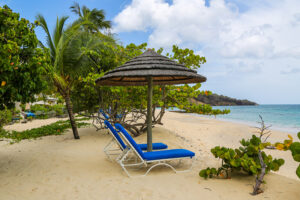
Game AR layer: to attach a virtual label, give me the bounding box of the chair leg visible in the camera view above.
[103,139,122,161]
[143,157,195,176]
[144,162,177,176]
[92,116,102,131]
[118,149,145,177]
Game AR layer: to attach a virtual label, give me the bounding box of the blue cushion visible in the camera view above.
[25,112,35,117]
[139,143,168,151]
[115,123,195,161]
[104,120,126,149]
[143,149,195,161]
[106,121,168,151]
[115,123,145,158]
[100,109,109,119]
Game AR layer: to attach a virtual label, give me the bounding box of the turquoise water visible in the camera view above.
[211,105,300,133]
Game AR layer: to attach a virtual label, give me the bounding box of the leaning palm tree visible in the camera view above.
[70,2,111,33]
[36,14,114,139]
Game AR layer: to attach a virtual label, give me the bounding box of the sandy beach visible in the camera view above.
[0,111,299,200]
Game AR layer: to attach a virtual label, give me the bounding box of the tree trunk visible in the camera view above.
[252,150,266,195]
[65,94,80,139]
[157,86,166,124]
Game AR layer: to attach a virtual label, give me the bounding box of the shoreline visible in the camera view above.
[169,111,300,134]
[193,113,300,134]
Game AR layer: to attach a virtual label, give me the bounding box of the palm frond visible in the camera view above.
[70,2,82,17]
[53,16,69,49]
[81,6,90,18]
[35,14,56,61]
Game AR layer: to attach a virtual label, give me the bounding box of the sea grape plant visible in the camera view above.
[199,116,285,195]
[275,132,300,178]
[290,132,300,178]
[199,135,284,179]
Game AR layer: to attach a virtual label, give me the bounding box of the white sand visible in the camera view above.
[0,111,299,200]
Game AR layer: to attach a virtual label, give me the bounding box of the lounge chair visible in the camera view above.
[103,120,168,161]
[100,108,123,120]
[114,123,195,177]
[92,109,110,131]
[99,109,110,120]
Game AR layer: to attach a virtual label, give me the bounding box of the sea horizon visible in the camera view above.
[168,104,300,134]
[210,104,300,134]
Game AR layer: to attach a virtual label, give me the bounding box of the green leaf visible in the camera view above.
[199,169,207,178]
[211,168,217,175]
[230,159,240,168]
[290,142,300,156]
[250,165,258,174]
[296,165,300,178]
[293,154,300,162]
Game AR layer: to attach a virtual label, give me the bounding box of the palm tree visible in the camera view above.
[70,2,111,33]
[36,14,113,139]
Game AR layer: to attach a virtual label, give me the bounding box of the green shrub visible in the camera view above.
[199,135,285,179]
[30,104,65,118]
[0,107,12,128]
[51,104,65,116]
[20,104,26,111]
[0,119,89,143]
[289,133,300,178]
[30,104,49,113]
[274,132,300,178]
[199,116,285,195]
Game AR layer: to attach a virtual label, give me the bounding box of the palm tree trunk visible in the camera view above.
[65,94,80,139]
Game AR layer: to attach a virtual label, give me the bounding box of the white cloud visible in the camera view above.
[113,0,300,103]
[114,0,300,58]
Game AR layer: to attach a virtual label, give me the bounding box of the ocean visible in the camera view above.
[211,105,300,134]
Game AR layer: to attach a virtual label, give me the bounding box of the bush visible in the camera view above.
[30,104,49,113]
[199,136,284,178]
[276,132,300,178]
[290,133,300,178]
[20,104,26,111]
[199,116,285,195]
[51,104,65,116]
[0,119,89,143]
[0,107,12,128]
[30,104,65,118]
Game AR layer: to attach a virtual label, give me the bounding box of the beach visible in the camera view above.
[0,111,299,200]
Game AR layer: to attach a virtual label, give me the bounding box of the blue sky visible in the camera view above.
[2,0,300,104]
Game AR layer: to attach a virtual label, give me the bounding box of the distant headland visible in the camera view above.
[193,93,258,106]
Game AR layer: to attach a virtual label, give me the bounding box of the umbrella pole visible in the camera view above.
[147,77,153,152]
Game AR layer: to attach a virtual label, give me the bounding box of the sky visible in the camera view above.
[1,0,300,104]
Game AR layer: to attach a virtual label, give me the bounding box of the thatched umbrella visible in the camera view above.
[96,49,206,151]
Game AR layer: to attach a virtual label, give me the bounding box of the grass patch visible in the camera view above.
[0,120,90,144]
[75,116,91,121]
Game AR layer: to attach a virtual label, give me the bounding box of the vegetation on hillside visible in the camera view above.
[195,93,257,106]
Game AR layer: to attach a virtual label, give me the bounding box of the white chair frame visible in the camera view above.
[92,112,105,131]
[117,129,195,178]
[103,123,127,161]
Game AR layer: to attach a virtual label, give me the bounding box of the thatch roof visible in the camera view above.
[96,49,207,86]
